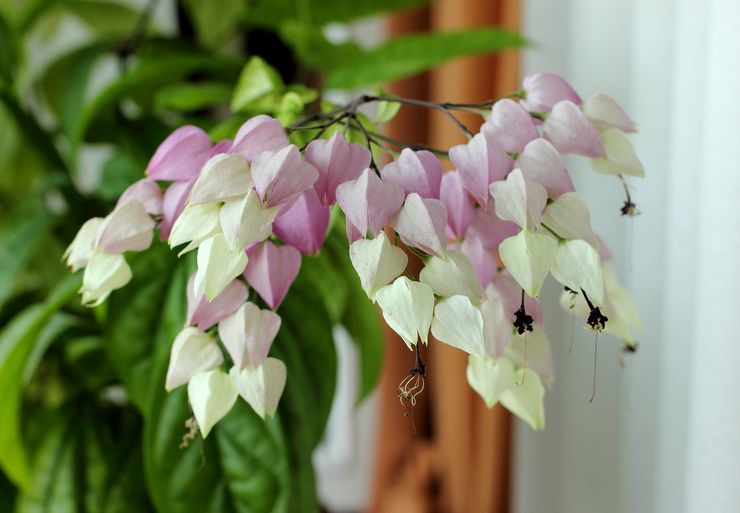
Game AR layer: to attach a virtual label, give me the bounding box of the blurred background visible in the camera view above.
[1,0,738,512]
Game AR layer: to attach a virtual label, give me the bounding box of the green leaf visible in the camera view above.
[245,0,431,27]
[105,242,180,412]
[373,86,401,124]
[325,221,384,402]
[278,21,363,72]
[73,42,241,146]
[39,43,105,138]
[59,0,141,37]
[0,89,67,172]
[143,261,291,513]
[155,82,233,112]
[0,199,55,310]
[0,13,16,85]
[270,282,336,511]
[230,56,285,113]
[325,27,527,90]
[183,0,245,47]
[98,151,144,202]
[273,276,337,452]
[0,274,81,492]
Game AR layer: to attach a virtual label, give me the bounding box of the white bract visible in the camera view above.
[80,251,132,306]
[188,369,238,438]
[375,277,434,350]
[230,358,287,419]
[194,234,248,301]
[498,230,558,298]
[349,232,408,301]
[419,250,482,301]
[165,327,224,391]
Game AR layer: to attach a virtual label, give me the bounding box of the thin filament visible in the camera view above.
[516,332,528,387]
[590,332,599,403]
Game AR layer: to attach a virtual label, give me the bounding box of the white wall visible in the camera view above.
[514,1,740,512]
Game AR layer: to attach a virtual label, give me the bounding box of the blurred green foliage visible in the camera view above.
[0,0,524,510]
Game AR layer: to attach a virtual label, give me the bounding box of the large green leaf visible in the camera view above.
[324,222,384,403]
[143,261,291,513]
[0,199,55,310]
[325,27,527,89]
[0,12,16,85]
[73,41,241,146]
[245,0,431,28]
[15,403,153,513]
[155,82,233,113]
[61,0,141,37]
[183,0,245,47]
[105,242,181,412]
[230,56,285,113]
[270,279,336,512]
[39,43,106,138]
[0,89,67,172]
[0,275,81,492]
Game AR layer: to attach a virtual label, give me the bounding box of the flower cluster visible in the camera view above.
[65,72,644,435]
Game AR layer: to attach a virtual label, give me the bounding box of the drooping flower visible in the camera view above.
[80,251,133,306]
[146,125,213,181]
[186,274,248,331]
[160,180,194,240]
[390,193,448,257]
[380,149,443,199]
[466,201,519,251]
[64,217,103,272]
[168,202,221,255]
[194,234,249,301]
[244,241,301,310]
[419,250,482,301]
[490,168,548,230]
[375,277,435,350]
[165,327,224,391]
[581,93,636,133]
[541,192,600,248]
[481,99,539,153]
[272,188,330,254]
[431,295,486,356]
[457,235,498,289]
[449,133,512,206]
[251,145,319,208]
[349,231,408,302]
[219,302,281,369]
[304,132,371,206]
[520,73,581,113]
[95,200,156,254]
[516,138,575,197]
[336,168,405,241]
[229,115,290,162]
[219,190,280,250]
[590,128,644,177]
[230,357,287,418]
[187,368,238,437]
[505,329,554,385]
[550,239,604,306]
[466,355,515,408]
[543,100,604,157]
[188,153,253,205]
[499,368,545,430]
[116,179,163,216]
[498,230,558,298]
[439,171,475,240]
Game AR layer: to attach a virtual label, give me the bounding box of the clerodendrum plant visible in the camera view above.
[65,72,644,438]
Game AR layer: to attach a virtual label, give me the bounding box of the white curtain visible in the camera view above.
[514,1,740,513]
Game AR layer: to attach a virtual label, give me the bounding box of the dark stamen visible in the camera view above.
[513,289,534,335]
[580,288,608,332]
